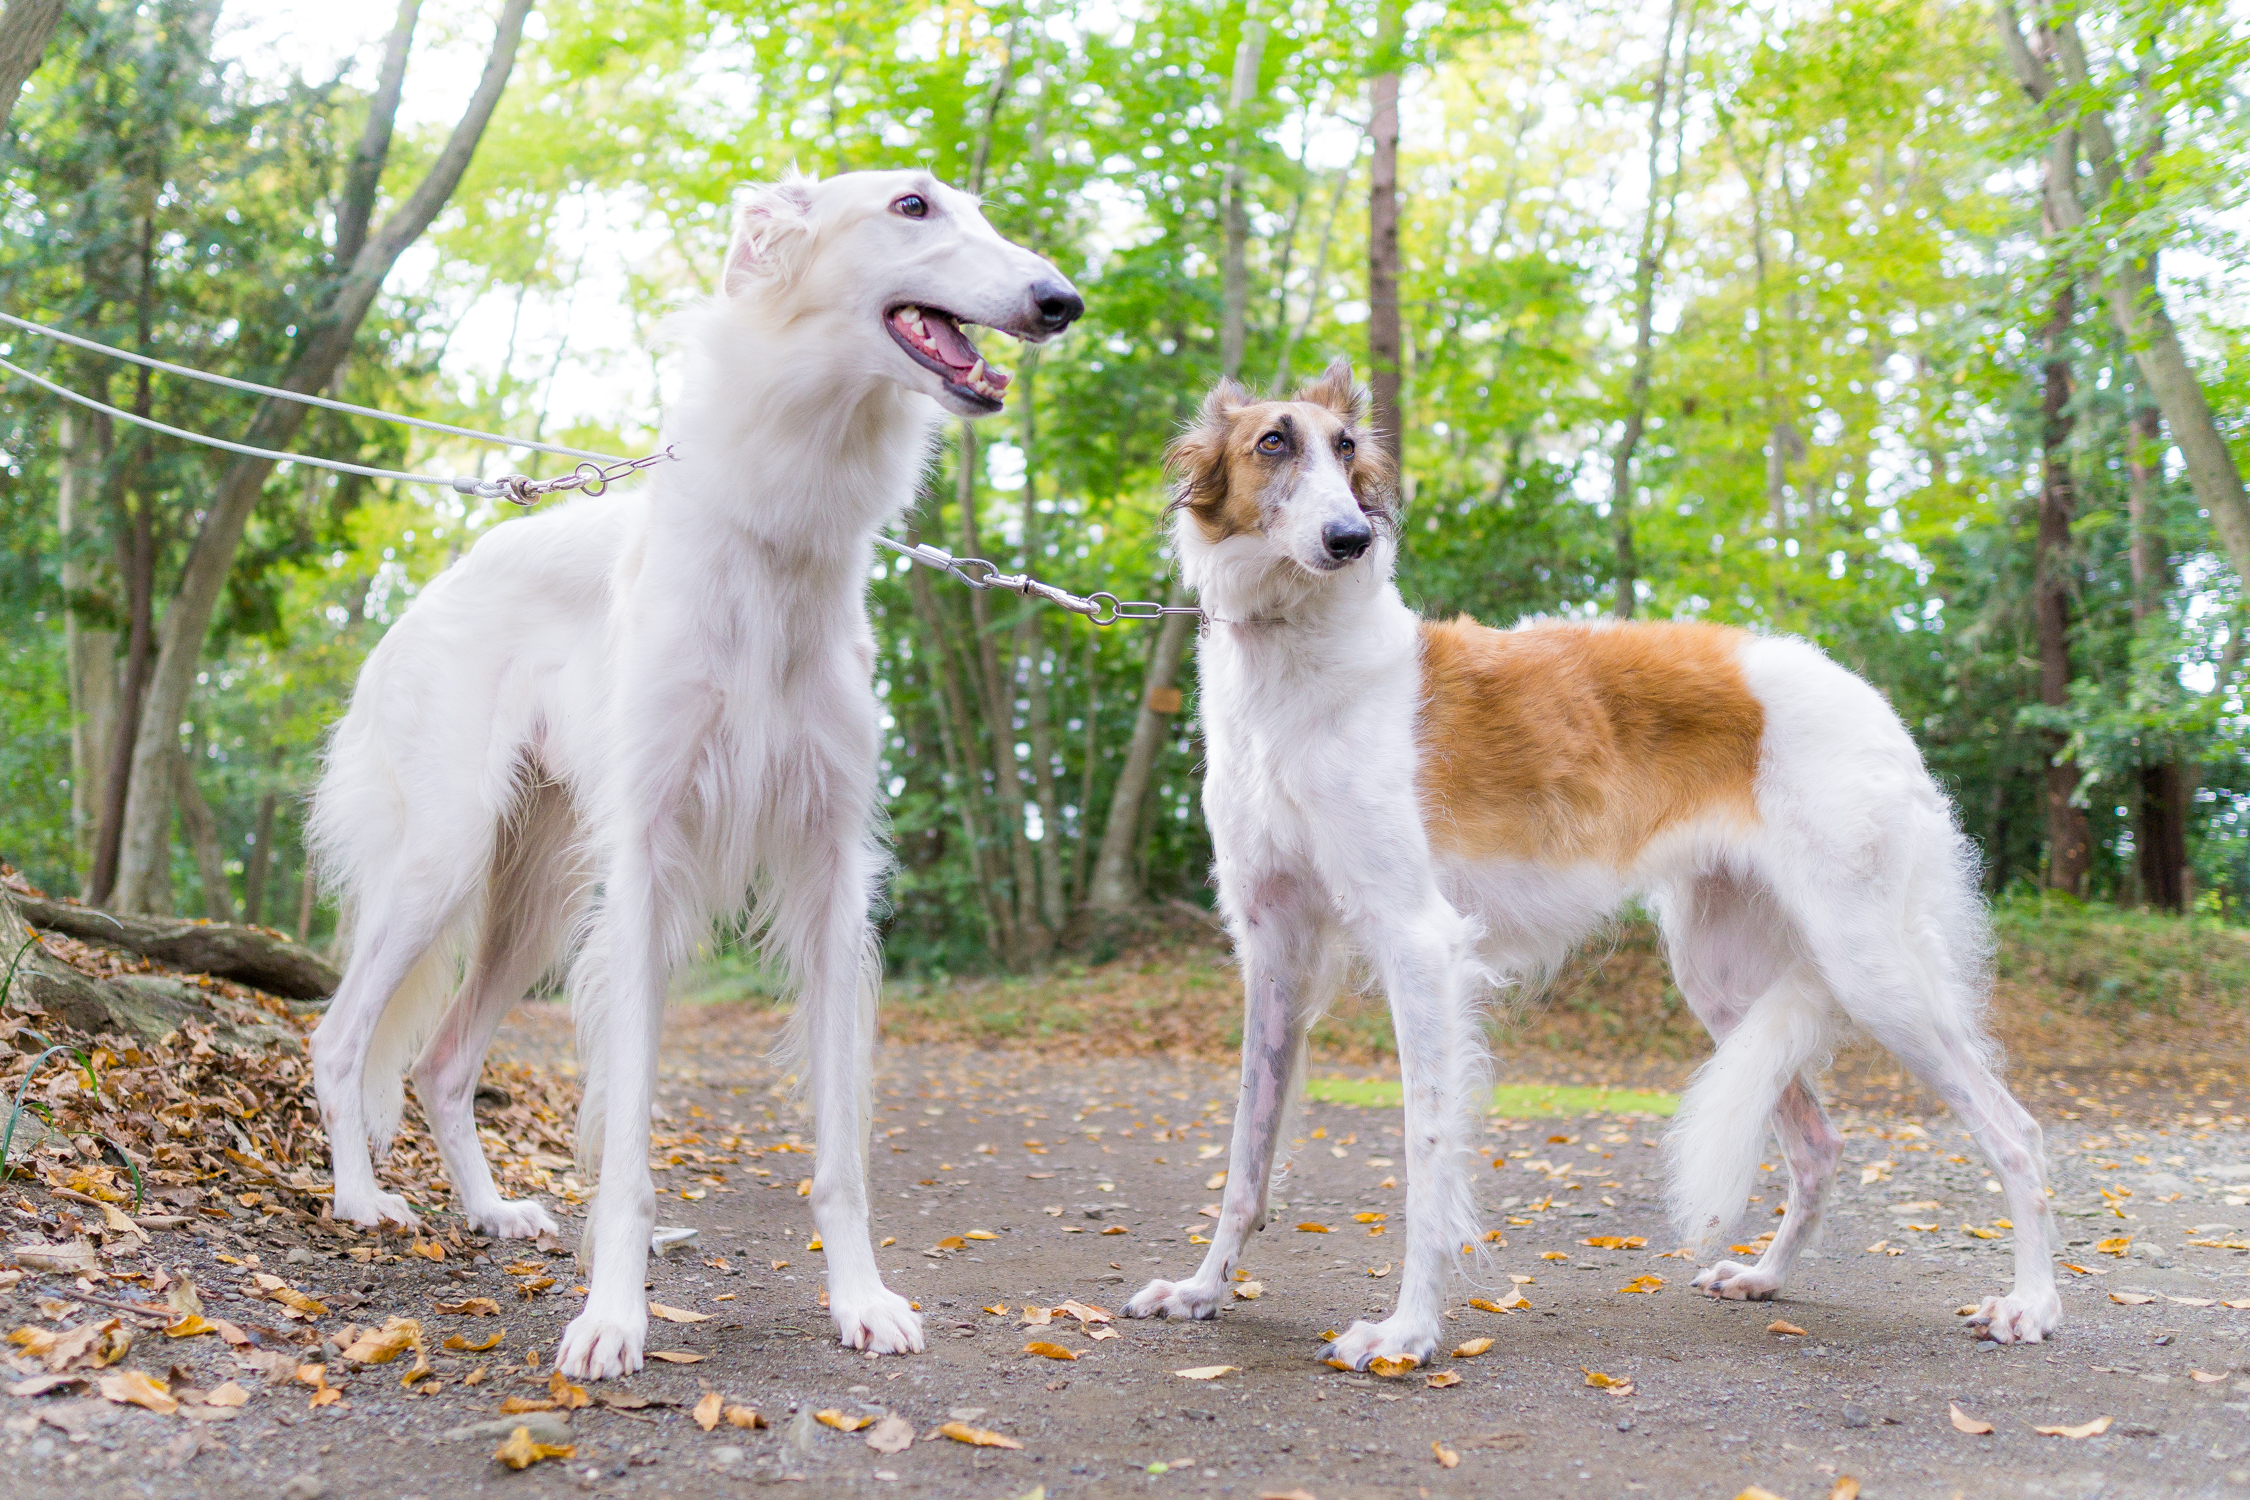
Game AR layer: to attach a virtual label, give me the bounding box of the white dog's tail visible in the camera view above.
[1662,980,1829,1249]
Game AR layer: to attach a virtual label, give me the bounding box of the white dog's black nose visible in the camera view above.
[1322,518,1373,563]
[1033,280,1084,333]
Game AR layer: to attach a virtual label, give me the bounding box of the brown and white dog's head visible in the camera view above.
[1166,361,1400,589]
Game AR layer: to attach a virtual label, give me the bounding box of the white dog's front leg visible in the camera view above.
[773,821,921,1356]
[1323,901,1481,1373]
[1129,883,1330,1323]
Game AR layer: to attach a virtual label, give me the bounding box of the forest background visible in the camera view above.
[0,0,2245,979]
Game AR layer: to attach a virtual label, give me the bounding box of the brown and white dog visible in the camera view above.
[1121,362,2058,1369]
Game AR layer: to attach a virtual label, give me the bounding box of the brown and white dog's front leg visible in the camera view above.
[1127,883,1330,1322]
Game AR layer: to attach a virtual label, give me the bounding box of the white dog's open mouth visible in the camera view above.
[888,305,1012,410]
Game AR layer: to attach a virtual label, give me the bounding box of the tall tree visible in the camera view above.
[2033,279,2090,894]
[1365,0,1403,467]
[105,0,534,910]
[0,0,63,133]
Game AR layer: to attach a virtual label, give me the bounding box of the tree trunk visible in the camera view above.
[2125,399,2188,911]
[172,745,232,923]
[1220,19,1267,385]
[87,477,155,906]
[242,784,278,927]
[1366,0,1403,468]
[57,412,117,885]
[110,0,534,911]
[1608,0,1687,620]
[0,0,64,132]
[2034,280,2090,895]
[1013,357,1067,935]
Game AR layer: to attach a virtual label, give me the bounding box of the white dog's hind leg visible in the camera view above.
[772,822,921,1357]
[1323,900,1482,1373]
[1129,880,1332,1323]
[1692,1079,1841,1301]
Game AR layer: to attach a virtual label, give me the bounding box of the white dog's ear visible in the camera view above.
[723,178,816,296]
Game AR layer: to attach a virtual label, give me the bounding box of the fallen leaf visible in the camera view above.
[442,1332,504,1353]
[499,1396,558,1414]
[1453,1337,1494,1358]
[1831,1480,1861,1500]
[695,1391,724,1431]
[2109,1292,2157,1306]
[547,1370,590,1410]
[494,1425,573,1469]
[269,1288,329,1318]
[1232,1281,1263,1301]
[1367,1356,1419,1378]
[2094,1237,2132,1257]
[1540,1251,1570,1262]
[1580,1235,1646,1250]
[1206,1172,1227,1190]
[1425,1370,1462,1388]
[2166,1296,2217,1307]
[1175,1365,1237,1380]
[202,1380,250,1408]
[964,1230,997,1241]
[1433,1439,1459,1467]
[646,1350,703,1364]
[1618,1275,1664,1294]
[1367,1263,1392,1278]
[1962,1225,2001,1240]
[725,1404,762,1428]
[435,1297,501,1317]
[816,1408,875,1432]
[6,1374,88,1397]
[340,1318,422,1365]
[408,1240,445,1262]
[1056,1300,1113,1324]
[1582,1368,1632,1391]
[1736,1489,1786,1500]
[1100,1225,1128,1236]
[2032,1415,2113,1439]
[1949,1402,1993,1435]
[865,1412,913,1453]
[1767,1320,1807,1336]
[164,1314,218,1339]
[1295,1222,1330,1233]
[937,1420,1021,1448]
[1260,1491,1318,1500]
[936,1236,966,1250]
[1024,1341,1078,1361]
[1086,1324,1120,1341]
[99,1368,178,1414]
[648,1303,712,1324]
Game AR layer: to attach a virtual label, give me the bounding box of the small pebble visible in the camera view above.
[280,1477,325,1500]
[1614,1417,1634,1433]
[1842,1404,1870,1429]
[712,1445,744,1466]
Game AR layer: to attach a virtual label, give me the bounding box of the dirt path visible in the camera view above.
[7,998,2250,1500]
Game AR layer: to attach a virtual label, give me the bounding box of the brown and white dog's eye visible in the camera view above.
[893,193,930,219]
[1257,431,1286,454]
[1337,435,1356,458]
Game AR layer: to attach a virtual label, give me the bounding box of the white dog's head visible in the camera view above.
[719,170,1082,418]
[1166,361,1400,582]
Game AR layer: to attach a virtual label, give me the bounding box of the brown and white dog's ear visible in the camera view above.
[1294,359,1366,421]
[723,176,817,296]
[1164,377,1253,519]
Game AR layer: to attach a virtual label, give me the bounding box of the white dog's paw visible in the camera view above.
[556,1303,646,1380]
[833,1287,923,1355]
[1966,1289,2060,1345]
[1321,1316,1439,1372]
[1124,1277,1228,1321]
[465,1198,558,1240]
[333,1189,421,1230]
[1692,1260,1783,1301]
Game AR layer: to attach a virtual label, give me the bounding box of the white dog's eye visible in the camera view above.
[1257,431,1285,454]
[893,194,930,219]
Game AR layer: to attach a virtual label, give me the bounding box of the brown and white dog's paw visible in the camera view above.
[1691,1259,1783,1300]
[1124,1276,1228,1321]
[1966,1289,2060,1344]
[1320,1316,1439,1372]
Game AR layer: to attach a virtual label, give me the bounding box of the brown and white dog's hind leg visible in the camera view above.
[1127,877,1335,1323]
[1692,1078,1840,1301]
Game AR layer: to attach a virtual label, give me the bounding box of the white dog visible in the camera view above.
[307,170,1081,1379]
[1123,364,2059,1366]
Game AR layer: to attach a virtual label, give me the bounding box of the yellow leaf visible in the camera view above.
[442,1332,504,1353]
[1468,1293,1528,1314]
[2109,1292,2157,1305]
[815,1409,874,1432]
[1024,1342,1078,1361]
[202,1380,249,1408]
[1541,1251,1569,1261]
[307,1385,342,1409]
[99,1368,178,1415]
[164,1314,218,1339]
[2094,1237,2131,1257]
[1582,1368,1632,1392]
[1295,1222,1330,1233]
[1354,1212,1386,1224]
[499,1396,558,1414]
[1367,1262,1392,1278]
[937,1420,1021,1449]
[2190,1369,2228,1383]
[1100,1225,1128,1235]
[409,1240,446,1262]
[964,1230,997,1241]
[1736,1490,1787,1500]
[1019,1306,1053,1326]
[1231,1281,1263,1301]
[695,1391,724,1431]
[2032,1415,2112,1439]
[547,1370,590,1410]
[1618,1275,1664,1294]
[1962,1225,2000,1240]
[1949,1402,1993,1435]
[726,1405,764,1429]
[1453,1338,1494,1358]
[1432,1439,1460,1468]
[494,1425,574,1469]
[1831,1480,1861,1500]
[1767,1320,1807,1336]
[647,1351,704,1364]
[1425,1370,1462,1388]
[648,1303,713,1323]
[1580,1235,1646,1249]
[341,1318,423,1365]
[435,1297,501,1317]
[1367,1355,1419,1378]
[1174,1365,1237,1380]
[807,1237,823,1251]
[1205,1171,1227,1190]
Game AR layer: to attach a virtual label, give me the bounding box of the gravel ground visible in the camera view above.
[6,999,2250,1500]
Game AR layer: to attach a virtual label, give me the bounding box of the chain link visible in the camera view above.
[468,446,683,506]
[876,536,1202,627]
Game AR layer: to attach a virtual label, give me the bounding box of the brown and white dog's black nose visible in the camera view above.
[1032,279,1084,335]
[1322,517,1373,563]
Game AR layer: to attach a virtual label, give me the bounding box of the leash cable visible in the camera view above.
[0,315,1200,625]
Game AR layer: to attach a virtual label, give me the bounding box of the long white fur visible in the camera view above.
[306,169,1080,1380]
[1126,372,2060,1365]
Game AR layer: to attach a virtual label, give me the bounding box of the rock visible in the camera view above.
[1614,1417,1634,1433]
[4,891,338,999]
[0,900,302,1052]
[711,1446,744,1466]
[2202,1165,2250,1182]
[1842,1404,1870,1428]
[783,1408,817,1457]
[440,1411,573,1447]
[2139,1173,2192,1196]
[279,1476,324,1500]
[284,1247,318,1264]
[2131,1242,2172,1268]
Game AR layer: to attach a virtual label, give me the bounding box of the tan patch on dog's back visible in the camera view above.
[1416,618,1764,866]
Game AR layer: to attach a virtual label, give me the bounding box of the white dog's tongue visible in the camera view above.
[896,306,1013,393]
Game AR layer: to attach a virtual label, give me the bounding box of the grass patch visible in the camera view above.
[1305,1076,1678,1117]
